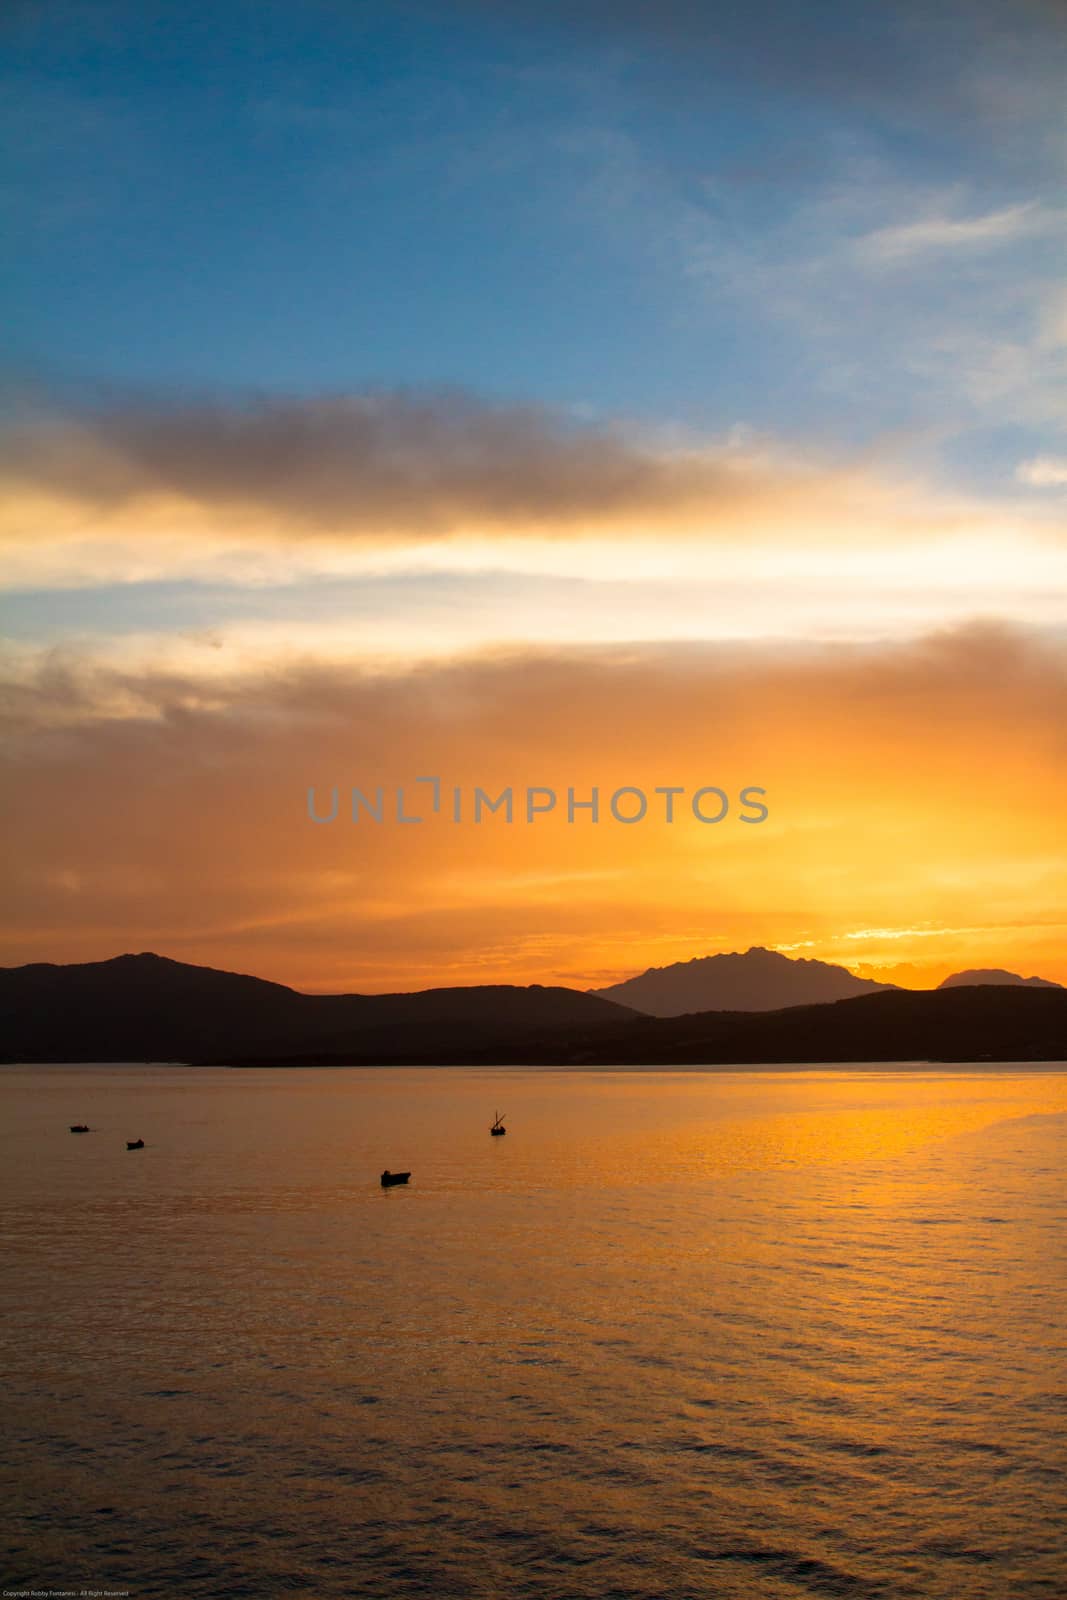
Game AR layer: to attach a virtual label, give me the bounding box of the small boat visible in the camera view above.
[490,1110,506,1137]
[380,1169,410,1188]
[126,1139,145,1150]
[69,1124,91,1134]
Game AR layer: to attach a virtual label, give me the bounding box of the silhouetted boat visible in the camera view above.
[69,1124,90,1133]
[490,1110,506,1137]
[380,1169,410,1187]
[126,1139,145,1150]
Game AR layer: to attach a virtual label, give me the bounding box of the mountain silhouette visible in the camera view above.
[0,952,634,1064]
[312,986,1063,1068]
[591,945,896,1016]
[2,951,1064,1065]
[939,968,1062,990]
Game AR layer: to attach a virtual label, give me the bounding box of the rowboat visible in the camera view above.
[126,1139,145,1150]
[380,1169,410,1187]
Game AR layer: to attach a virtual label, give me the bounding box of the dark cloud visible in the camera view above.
[458,0,1067,118]
[0,388,824,536]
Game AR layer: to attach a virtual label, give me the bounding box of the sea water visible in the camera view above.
[2,1064,1065,1598]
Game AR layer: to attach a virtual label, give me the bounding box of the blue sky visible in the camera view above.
[4,0,1066,493]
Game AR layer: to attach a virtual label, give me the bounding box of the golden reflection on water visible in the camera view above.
[412,1066,1067,1186]
[2,1064,1066,1600]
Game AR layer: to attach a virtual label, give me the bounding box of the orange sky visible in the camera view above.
[2,617,1064,992]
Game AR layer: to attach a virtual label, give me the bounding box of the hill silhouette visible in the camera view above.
[297,986,1064,1068]
[591,945,896,1015]
[1,953,1064,1065]
[0,952,634,1064]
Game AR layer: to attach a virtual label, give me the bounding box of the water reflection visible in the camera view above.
[2,1065,1065,1598]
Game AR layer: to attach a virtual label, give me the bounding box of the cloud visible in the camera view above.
[675,158,1067,443]
[0,390,831,537]
[8,387,1052,611]
[450,0,1067,214]
[464,0,1067,129]
[4,542,1067,676]
[854,202,1055,266]
[1017,456,1067,488]
[1,385,1063,655]
[1,624,1064,991]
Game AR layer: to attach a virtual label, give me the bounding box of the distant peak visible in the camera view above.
[939,968,1062,990]
[590,944,895,1016]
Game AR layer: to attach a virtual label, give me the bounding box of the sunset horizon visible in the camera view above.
[5,936,1063,999]
[3,4,1066,1596]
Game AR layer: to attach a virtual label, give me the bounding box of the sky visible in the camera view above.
[1,0,1065,991]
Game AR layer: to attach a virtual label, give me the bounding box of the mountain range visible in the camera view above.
[593,947,1063,1016]
[0,947,1064,1065]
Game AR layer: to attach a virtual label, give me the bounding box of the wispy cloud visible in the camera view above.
[1017,456,1067,487]
[673,156,1067,451]
[854,202,1054,266]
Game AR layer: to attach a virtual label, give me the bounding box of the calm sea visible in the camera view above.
[2,1065,1066,1599]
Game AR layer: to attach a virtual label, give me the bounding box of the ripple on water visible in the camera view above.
[2,1066,1065,1599]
